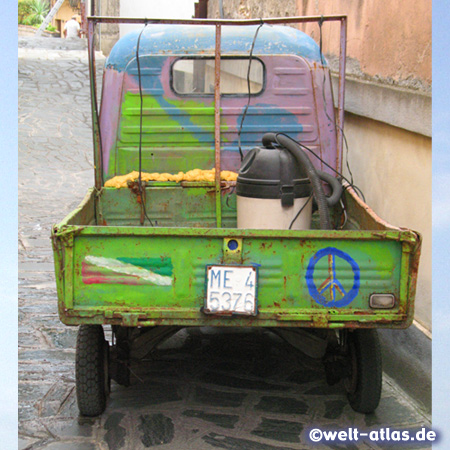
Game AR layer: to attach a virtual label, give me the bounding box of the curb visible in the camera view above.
[379,324,431,413]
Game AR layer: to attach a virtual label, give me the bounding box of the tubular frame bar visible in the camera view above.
[214,24,222,227]
[87,19,103,190]
[88,15,347,25]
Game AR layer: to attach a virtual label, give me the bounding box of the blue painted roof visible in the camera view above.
[106,24,323,71]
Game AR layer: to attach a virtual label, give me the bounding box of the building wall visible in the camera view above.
[51,0,80,36]
[208,0,298,20]
[208,0,431,89]
[343,114,431,328]
[208,0,432,331]
[298,0,431,87]
[97,0,120,55]
[119,1,195,38]
[81,0,120,55]
[80,1,197,51]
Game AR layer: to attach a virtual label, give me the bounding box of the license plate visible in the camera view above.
[205,265,257,316]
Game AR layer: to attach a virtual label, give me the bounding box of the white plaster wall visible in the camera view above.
[120,0,195,37]
[343,114,432,330]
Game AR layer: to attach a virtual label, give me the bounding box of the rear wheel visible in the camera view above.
[346,329,382,414]
[76,325,110,416]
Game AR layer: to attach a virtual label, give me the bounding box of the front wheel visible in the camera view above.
[76,325,110,416]
[346,329,382,414]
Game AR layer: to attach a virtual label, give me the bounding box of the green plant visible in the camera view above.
[22,0,50,26]
[18,0,33,24]
[46,24,56,32]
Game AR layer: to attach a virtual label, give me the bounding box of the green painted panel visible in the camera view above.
[113,93,222,177]
[98,186,236,227]
[72,234,402,313]
[53,188,419,328]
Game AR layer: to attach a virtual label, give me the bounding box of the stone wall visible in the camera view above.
[83,0,120,55]
[96,0,120,55]
[208,0,297,19]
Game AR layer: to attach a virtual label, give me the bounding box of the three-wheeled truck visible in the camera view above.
[51,15,421,417]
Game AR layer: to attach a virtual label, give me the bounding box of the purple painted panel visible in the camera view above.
[99,69,125,176]
[99,53,338,179]
[311,64,339,174]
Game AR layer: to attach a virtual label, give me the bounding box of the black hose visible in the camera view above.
[262,133,332,230]
[261,133,276,149]
[317,170,343,207]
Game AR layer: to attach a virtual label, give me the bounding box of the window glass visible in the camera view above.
[172,58,264,95]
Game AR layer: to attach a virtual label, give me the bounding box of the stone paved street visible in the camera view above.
[18,36,431,450]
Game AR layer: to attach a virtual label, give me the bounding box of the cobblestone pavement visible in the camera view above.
[18,36,431,450]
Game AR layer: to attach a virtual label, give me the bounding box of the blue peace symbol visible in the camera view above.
[305,247,360,308]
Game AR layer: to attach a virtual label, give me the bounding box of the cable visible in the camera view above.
[317,17,355,188]
[237,20,264,161]
[318,16,325,65]
[338,198,348,230]
[342,131,354,185]
[274,132,365,202]
[225,185,236,209]
[136,22,154,226]
[289,194,313,230]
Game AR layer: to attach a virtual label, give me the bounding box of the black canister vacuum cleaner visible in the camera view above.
[236,133,343,230]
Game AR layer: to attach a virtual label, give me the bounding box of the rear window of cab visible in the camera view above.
[172,57,264,95]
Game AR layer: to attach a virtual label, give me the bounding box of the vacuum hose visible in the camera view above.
[317,170,343,208]
[262,133,342,230]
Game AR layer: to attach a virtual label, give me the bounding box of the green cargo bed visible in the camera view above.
[52,183,421,329]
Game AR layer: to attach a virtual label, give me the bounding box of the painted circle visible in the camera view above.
[306,247,360,308]
[227,239,239,251]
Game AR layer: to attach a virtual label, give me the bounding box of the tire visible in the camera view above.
[346,329,382,414]
[76,325,110,416]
